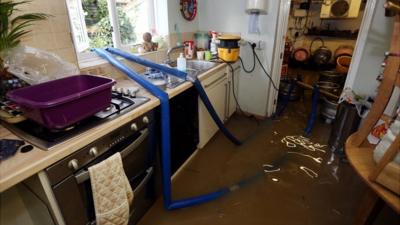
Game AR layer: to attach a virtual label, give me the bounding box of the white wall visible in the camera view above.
[345,0,395,97]
[198,0,279,116]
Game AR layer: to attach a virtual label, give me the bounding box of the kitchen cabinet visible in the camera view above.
[169,87,199,174]
[226,64,240,118]
[198,65,238,149]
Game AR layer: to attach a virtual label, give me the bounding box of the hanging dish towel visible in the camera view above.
[89,153,133,225]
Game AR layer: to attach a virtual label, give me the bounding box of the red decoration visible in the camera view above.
[180,0,197,21]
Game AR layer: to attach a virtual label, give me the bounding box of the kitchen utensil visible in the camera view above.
[334,45,354,59]
[292,47,310,63]
[7,75,115,130]
[336,55,352,74]
[310,38,332,66]
[152,79,167,90]
[217,34,241,62]
[205,51,212,61]
[0,139,25,160]
[196,51,205,60]
[184,41,195,59]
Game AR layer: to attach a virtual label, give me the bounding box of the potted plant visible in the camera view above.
[0,0,50,79]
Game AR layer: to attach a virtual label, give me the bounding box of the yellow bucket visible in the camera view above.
[218,47,240,62]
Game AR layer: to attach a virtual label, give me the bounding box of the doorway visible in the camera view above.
[269,0,371,129]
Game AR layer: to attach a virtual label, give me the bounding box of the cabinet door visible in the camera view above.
[227,65,240,118]
[198,70,228,149]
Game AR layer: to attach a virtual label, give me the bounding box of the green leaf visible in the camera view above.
[11,13,49,26]
[0,0,50,53]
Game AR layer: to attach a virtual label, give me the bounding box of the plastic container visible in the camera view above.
[177,53,187,72]
[7,75,115,129]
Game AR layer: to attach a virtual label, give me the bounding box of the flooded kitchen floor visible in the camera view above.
[139,99,400,225]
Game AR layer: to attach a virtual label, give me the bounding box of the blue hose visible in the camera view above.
[106,47,187,80]
[304,85,320,136]
[106,47,242,145]
[93,48,234,210]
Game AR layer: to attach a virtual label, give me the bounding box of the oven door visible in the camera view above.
[52,128,156,225]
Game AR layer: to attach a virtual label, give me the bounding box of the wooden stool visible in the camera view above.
[345,11,400,225]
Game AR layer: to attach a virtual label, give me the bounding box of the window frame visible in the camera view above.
[66,0,158,68]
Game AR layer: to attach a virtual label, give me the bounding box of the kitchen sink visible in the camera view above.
[167,60,219,74]
[187,60,219,72]
[140,60,219,90]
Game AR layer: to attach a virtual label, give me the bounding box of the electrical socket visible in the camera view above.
[257,40,266,50]
[240,39,265,50]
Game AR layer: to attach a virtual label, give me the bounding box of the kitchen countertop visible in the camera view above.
[0,63,227,192]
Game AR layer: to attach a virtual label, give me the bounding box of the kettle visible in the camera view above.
[310,37,332,66]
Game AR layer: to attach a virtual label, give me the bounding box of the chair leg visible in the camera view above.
[354,188,385,225]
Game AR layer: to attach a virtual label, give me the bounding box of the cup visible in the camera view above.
[197,51,205,60]
[204,51,212,61]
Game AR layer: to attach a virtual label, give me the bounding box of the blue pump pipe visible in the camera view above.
[106,47,242,146]
[304,85,320,136]
[93,48,238,210]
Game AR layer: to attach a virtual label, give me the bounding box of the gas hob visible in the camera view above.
[3,87,150,150]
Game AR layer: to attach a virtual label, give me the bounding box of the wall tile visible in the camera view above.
[48,0,68,16]
[54,33,73,50]
[53,47,77,64]
[50,15,70,33]
[31,20,53,35]
[32,33,56,50]
[156,49,167,63]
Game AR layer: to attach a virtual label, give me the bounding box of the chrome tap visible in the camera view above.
[164,45,185,65]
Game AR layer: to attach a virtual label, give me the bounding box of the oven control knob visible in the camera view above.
[68,159,79,170]
[130,123,138,131]
[89,147,99,157]
[142,116,149,124]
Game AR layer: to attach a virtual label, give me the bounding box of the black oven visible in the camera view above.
[44,111,157,225]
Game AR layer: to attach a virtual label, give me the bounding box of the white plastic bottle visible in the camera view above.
[177,53,186,72]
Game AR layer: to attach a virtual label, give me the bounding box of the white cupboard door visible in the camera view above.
[198,72,228,149]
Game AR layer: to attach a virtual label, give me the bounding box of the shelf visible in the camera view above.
[304,33,358,40]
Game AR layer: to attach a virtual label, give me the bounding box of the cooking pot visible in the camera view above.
[334,45,354,59]
[310,38,332,66]
[292,48,310,63]
[217,34,241,62]
[336,55,352,74]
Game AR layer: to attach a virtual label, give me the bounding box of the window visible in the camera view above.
[66,0,159,66]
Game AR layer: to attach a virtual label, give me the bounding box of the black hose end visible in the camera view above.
[251,43,257,50]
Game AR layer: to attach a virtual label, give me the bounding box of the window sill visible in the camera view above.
[78,48,167,70]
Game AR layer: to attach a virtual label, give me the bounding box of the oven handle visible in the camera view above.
[75,128,149,184]
[133,166,153,195]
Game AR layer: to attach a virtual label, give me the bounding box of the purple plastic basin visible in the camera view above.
[7,75,116,130]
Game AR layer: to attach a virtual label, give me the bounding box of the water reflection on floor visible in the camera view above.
[139,100,399,225]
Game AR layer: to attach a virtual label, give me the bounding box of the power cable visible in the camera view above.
[239,42,279,91]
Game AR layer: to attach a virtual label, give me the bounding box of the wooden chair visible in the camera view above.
[345,11,400,225]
